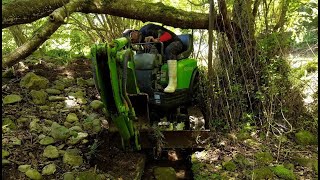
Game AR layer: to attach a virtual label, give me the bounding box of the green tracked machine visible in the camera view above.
[91,34,210,150]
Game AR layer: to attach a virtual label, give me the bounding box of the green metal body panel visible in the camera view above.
[160,58,197,89]
[91,37,141,150]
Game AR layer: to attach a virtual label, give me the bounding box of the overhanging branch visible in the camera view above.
[3,0,213,29]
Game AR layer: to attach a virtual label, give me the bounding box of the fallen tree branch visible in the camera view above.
[3,0,212,29]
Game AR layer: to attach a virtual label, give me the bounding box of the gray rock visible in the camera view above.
[68,90,86,98]
[77,97,87,105]
[20,72,49,90]
[18,164,31,172]
[3,94,22,105]
[90,100,104,110]
[43,145,59,159]
[77,78,87,87]
[30,90,48,105]
[48,96,67,101]
[17,117,30,125]
[29,118,42,133]
[67,132,88,145]
[69,126,83,132]
[42,163,56,175]
[10,137,21,145]
[63,149,83,166]
[66,113,79,123]
[61,77,75,87]
[64,122,73,128]
[63,172,75,180]
[39,136,55,145]
[92,119,101,134]
[46,88,62,95]
[25,168,43,180]
[38,134,46,139]
[86,78,95,87]
[39,106,50,110]
[2,150,10,158]
[41,125,51,133]
[50,122,70,141]
[3,118,17,130]
[2,159,11,165]
[53,80,65,90]
[44,120,53,126]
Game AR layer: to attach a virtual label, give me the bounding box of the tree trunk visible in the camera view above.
[3,0,85,68]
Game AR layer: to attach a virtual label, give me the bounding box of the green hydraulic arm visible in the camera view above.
[91,37,141,150]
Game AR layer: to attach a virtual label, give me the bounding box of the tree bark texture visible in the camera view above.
[3,0,213,29]
[8,25,27,46]
[3,0,85,68]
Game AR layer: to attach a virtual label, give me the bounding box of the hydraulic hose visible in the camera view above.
[122,49,135,136]
[122,50,133,111]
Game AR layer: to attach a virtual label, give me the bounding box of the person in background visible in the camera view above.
[128,23,183,93]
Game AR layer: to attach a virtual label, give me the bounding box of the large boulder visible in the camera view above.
[30,90,48,105]
[3,94,22,105]
[20,72,49,90]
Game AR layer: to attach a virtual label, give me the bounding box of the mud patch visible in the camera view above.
[142,149,194,180]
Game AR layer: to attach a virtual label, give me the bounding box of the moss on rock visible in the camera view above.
[43,145,59,159]
[30,90,48,105]
[222,161,237,171]
[25,168,43,180]
[50,122,70,141]
[272,165,296,180]
[63,149,83,166]
[20,72,49,90]
[252,167,274,179]
[295,130,317,145]
[234,154,251,167]
[3,94,22,105]
[255,152,273,165]
[3,117,17,130]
